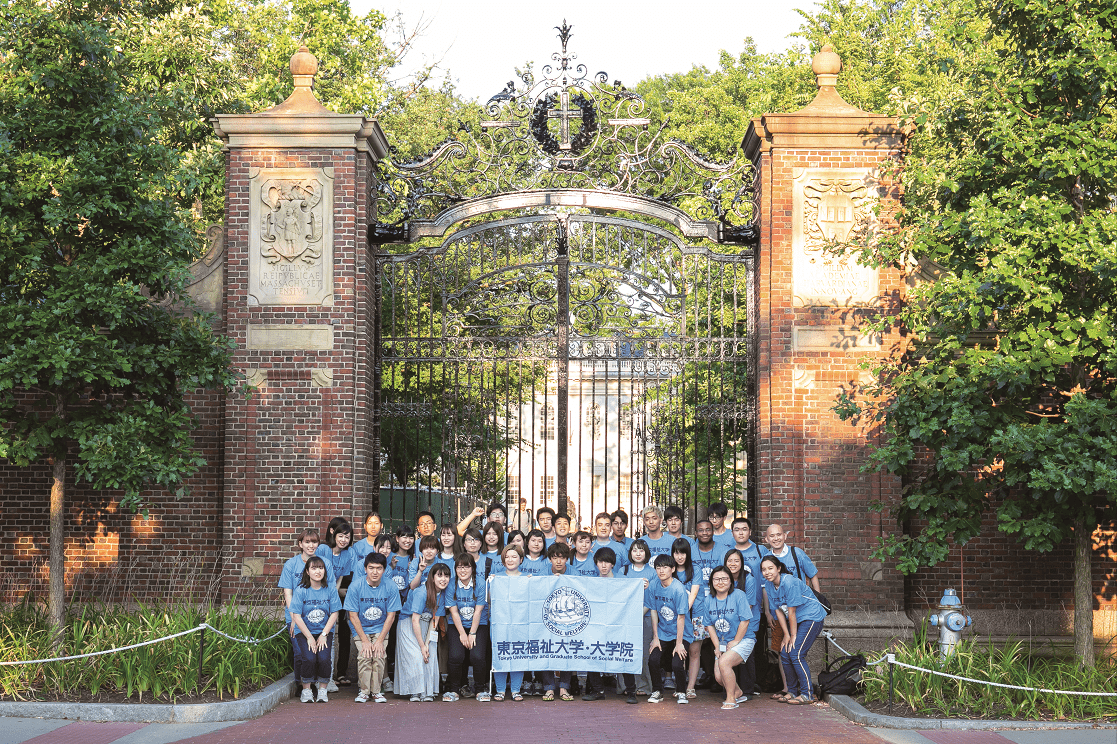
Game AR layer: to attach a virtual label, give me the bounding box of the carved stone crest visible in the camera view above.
[793,168,879,307]
[248,167,334,306]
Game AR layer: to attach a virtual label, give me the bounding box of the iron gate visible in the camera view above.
[370,23,758,529]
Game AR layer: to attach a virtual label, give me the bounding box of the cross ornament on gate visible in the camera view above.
[548,89,577,150]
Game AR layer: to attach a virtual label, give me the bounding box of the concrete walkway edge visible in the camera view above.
[828,694,1117,731]
[0,674,296,723]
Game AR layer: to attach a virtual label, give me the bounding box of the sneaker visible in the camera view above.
[355,691,370,703]
[442,691,459,702]
[626,693,638,704]
[373,692,387,703]
[582,690,606,701]
[459,684,475,699]
[677,693,688,704]
[383,677,393,693]
[316,688,328,703]
[647,691,663,703]
[326,680,339,693]
[421,695,434,702]
[664,674,675,690]
[410,694,421,702]
[300,688,314,703]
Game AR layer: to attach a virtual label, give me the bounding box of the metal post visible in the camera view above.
[887,656,894,715]
[197,626,206,688]
[555,217,570,517]
[824,635,829,668]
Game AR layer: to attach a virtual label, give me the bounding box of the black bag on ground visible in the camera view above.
[816,653,866,697]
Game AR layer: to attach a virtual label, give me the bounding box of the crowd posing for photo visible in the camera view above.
[280,501,827,708]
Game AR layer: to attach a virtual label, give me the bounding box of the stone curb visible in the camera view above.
[0,674,296,723]
[828,694,1117,730]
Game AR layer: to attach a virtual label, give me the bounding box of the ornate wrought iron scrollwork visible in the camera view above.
[370,21,758,245]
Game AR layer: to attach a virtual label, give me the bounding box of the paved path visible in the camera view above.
[3,697,1114,744]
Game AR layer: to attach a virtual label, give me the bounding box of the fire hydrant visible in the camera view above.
[928,588,971,659]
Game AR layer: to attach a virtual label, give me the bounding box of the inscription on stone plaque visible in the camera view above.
[792,168,879,307]
[248,167,334,306]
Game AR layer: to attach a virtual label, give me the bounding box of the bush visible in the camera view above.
[0,599,288,702]
[863,625,1117,720]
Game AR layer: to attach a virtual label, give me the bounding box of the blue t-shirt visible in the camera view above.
[569,556,600,577]
[316,545,354,590]
[712,530,737,551]
[520,556,551,576]
[279,554,337,625]
[472,554,497,583]
[766,574,826,624]
[768,546,817,582]
[622,562,655,583]
[350,538,378,579]
[482,550,504,575]
[642,534,675,558]
[691,543,728,584]
[591,540,628,569]
[645,578,693,642]
[445,579,488,627]
[400,585,446,619]
[612,536,635,555]
[407,555,436,589]
[733,542,769,585]
[384,555,410,599]
[343,578,402,635]
[290,584,342,636]
[704,583,757,642]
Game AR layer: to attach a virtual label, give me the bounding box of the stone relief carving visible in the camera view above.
[310,368,334,388]
[793,168,879,307]
[248,168,334,306]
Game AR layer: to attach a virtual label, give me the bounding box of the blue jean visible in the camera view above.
[293,632,332,685]
[493,670,524,695]
[779,619,823,698]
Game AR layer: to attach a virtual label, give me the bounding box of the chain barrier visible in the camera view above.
[0,622,284,667]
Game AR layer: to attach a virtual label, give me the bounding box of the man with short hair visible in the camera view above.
[691,520,726,584]
[663,505,691,551]
[707,502,736,550]
[536,506,558,546]
[591,511,628,568]
[641,505,674,558]
[456,501,507,537]
[731,517,767,582]
[611,510,634,553]
[416,511,437,538]
[554,512,572,544]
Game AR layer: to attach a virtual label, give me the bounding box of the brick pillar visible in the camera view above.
[743,45,906,614]
[213,47,388,591]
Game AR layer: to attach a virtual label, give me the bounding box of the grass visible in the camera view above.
[0,598,288,703]
[862,623,1117,721]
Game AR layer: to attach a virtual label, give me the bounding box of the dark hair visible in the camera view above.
[594,547,617,566]
[487,502,507,519]
[417,510,436,524]
[454,552,477,579]
[707,502,728,518]
[652,554,675,569]
[663,505,684,522]
[708,566,735,597]
[394,524,416,558]
[760,555,791,576]
[671,537,694,585]
[439,523,461,554]
[722,549,749,591]
[482,521,505,552]
[363,511,383,529]
[555,512,570,524]
[594,511,612,525]
[546,541,571,559]
[325,518,352,549]
[373,533,400,570]
[731,516,753,531]
[418,534,440,553]
[426,563,452,614]
[507,529,526,549]
[364,552,387,568]
[572,530,592,546]
[536,506,556,521]
[525,529,546,557]
[299,556,328,588]
[298,527,321,543]
[462,527,484,553]
[611,509,629,526]
[628,538,650,565]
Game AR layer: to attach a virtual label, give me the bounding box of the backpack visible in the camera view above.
[816,654,866,697]
[789,547,833,615]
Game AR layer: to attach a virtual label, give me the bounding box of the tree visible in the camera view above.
[0,0,238,645]
[835,0,1117,667]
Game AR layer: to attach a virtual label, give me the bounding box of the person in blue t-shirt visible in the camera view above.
[343,552,401,703]
[290,556,342,703]
[640,505,675,558]
[582,547,638,703]
[480,522,505,573]
[670,537,703,697]
[407,535,441,592]
[568,531,599,576]
[762,523,821,698]
[691,520,728,584]
[611,509,635,554]
[444,553,490,702]
[645,555,692,705]
[705,566,757,709]
[621,538,655,697]
[535,507,558,546]
[707,501,737,550]
[280,529,337,645]
[591,512,628,569]
[520,530,550,576]
[396,562,450,701]
[350,512,383,578]
[730,517,768,582]
[761,555,825,704]
[462,527,497,583]
[316,518,354,689]
[663,505,692,553]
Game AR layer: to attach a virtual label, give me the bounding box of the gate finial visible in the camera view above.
[266,45,333,115]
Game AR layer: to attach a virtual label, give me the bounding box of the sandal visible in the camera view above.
[685,688,697,699]
[493,693,505,702]
[787,695,813,705]
[542,690,555,701]
[560,691,574,701]
[721,702,739,710]
[771,692,789,700]
[511,691,524,701]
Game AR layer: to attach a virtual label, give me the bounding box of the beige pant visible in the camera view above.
[354,638,387,694]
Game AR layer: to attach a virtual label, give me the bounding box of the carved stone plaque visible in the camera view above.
[792,168,879,307]
[248,167,334,306]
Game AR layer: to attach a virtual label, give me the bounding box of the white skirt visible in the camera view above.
[395,614,440,697]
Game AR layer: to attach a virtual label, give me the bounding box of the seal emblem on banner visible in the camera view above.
[543,587,590,636]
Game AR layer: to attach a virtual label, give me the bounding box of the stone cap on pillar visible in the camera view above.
[742,44,906,159]
[212,46,389,159]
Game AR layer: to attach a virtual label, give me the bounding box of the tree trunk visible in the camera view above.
[49,452,67,652]
[1072,515,1095,669]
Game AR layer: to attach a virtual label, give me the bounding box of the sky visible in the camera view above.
[349,0,818,102]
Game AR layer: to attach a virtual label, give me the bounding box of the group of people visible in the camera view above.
[279,500,828,709]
